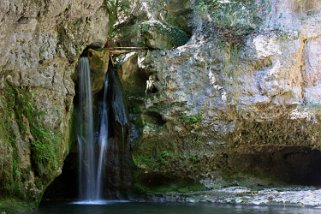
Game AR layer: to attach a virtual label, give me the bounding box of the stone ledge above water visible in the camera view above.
[142,187,321,208]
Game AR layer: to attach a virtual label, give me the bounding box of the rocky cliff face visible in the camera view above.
[113,0,321,190]
[1,0,321,211]
[0,0,109,210]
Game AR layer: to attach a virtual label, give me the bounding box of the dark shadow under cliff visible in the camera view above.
[221,145,321,187]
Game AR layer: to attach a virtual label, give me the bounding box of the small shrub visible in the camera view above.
[180,113,203,124]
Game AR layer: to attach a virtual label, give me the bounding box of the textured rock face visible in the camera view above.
[113,0,321,190]
[111,0,193,47]
[87,48,110,94]
[1,0,321,208]
[0,0,108,207]
[140,21,190,49]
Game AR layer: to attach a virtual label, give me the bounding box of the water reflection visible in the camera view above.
[38,202,321,214]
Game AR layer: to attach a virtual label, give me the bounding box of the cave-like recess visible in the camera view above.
[224,145,321,186]
[43,145,321,201]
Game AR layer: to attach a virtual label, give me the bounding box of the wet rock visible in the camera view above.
[142,186,321,208]
[87,48,110,94]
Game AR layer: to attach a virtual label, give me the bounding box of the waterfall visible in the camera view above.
[76,56,130,203]
[110,67,128,126]
[77,57,96,200]
[96,76,109,199]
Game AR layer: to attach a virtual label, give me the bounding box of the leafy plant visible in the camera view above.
[2,83,60,182]
[104,0,119,35]
[104,0,130,37]
[180,113,203,124]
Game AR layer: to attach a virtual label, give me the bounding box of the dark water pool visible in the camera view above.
[37,201,321,214]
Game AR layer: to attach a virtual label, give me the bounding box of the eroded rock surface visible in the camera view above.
[1,0,321,210]
[0,0,109,209]
[114,0,321,190]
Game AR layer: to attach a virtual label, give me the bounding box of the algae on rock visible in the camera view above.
[0,84,65,203]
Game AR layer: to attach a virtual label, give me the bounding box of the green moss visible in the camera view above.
[0,197,35,214]
[0,87,23,198]
[68,107,77,151]
[11,86,59,180]
[197,0,262,48]
[104,0,130,37]
[133,154,157,171]
[179,113,203,124]
[133,166,206,194]
[104,0,118,35]
[0,83,61,201]
[198,0,262,28]
[133,150,201,176]
[221,43,241,80]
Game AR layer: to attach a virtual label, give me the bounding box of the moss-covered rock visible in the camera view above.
[164,0,193,33]
[0,0,109,210]
[140,21,190,49]
[196,0,263,49]
[87,48,110,94]
[118,53,147,97]
[0,83,69,206]
[110,0,193,48]
[115,0,321,193]
[0,197,35,214]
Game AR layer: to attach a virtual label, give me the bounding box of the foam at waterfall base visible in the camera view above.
[70,200,129,205]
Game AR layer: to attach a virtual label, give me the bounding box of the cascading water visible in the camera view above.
[96,76,109,199]
[107,64,129,198]
[110,65,128,126]
[76,54,130,203]
[77,57,96,201]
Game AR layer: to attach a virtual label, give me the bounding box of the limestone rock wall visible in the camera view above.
[1,0,321,208]
[114,0,321,189]
[0,0,109,208]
